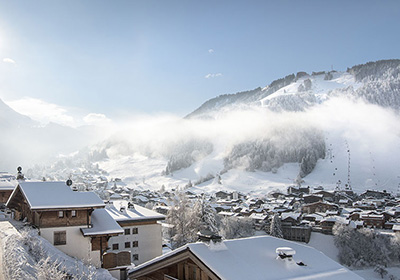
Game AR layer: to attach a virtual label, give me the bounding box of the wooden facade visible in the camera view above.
[301,201,338,214]
[0,189,13,204]
[7,186,97,228]
[129,248,219,280]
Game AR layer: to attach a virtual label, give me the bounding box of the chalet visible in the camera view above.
[303,194,323,204]
[6,181,124,268]
[360,190,393,200]
[280,212,301,226]
[105,200,165,266]
[128,236,361,280]
[0,181,15,205]
[360,213,385,228]
[287,186,310,195]
[320,217,337,234]
[313,190,335,202]
[214,191,230,200]
[301,201,339,214]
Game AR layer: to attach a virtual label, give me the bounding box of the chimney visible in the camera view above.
[276,247,296,261]
[128,202,135,209]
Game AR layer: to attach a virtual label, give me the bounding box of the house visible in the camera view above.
[360,213,385,228]
[6,181,124,268]
[128,236,362,280]
[302,201,339,214]
[105,200,165,266]
[320,217,337,234]
[303,194,323,204]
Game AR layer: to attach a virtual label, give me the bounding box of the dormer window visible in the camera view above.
[58,211,64,218]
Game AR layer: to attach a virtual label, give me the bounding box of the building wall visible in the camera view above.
[0,190,13,204]
[108,222,162,266]
[40,226,101,267]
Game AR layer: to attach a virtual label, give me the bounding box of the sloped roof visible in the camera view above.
[81,209,123,236]
[105,200,165,222]
[129,236,362,280]
[7,181,104,210]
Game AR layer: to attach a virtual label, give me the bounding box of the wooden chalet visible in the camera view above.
[128,236,361,280]
[301,201,339,214]
[6,181,124,268]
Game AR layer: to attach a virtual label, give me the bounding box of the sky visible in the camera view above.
[0,0,400,127]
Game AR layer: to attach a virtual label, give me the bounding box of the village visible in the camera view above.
[0,167,399,280]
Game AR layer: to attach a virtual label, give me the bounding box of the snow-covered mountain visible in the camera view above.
[3,60,400,195]
[92,60,400,195]
[187,59,400,118]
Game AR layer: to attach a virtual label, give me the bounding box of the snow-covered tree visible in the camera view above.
[269,214,283,238]
[333,223,396,268]
[166,192,202,249]
[219,216,254,239]
[197,195,219,233]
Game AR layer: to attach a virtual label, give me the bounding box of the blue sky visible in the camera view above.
[0,0,400,125]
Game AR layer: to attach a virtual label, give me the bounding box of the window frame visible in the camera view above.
[125,241,131,248]
[124,228,130,235]
[112,243,119,250]
[132,227,138,234]
[58,211,64,218]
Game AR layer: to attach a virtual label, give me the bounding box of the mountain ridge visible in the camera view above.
[186,59,400,119]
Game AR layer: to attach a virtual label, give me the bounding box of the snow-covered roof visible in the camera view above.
[392,224,400,231]
[130,236,362,280]
[9,181,104,210]
[81,209,123,236]
[105,200,165,222]
[0,180,15,190]
[281,212,301,220]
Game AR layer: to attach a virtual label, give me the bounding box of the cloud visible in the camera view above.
[208,49,214,53]
[83,113,112,126]
[5,97,76,127]
[3,58,16,64]
[205,73,222,79]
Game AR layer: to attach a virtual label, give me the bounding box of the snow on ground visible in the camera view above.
[353,267,400,280]
[305,232,339,263]
[0,220,114,280]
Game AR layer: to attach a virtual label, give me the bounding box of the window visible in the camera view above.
[54,231,66,245]
[124,228,130,235]
[132,228,138,234]
[58,211,64,218]
[132,254,139,261]
[132,241,138,247]
[125,242,131,248]
[112,244,119,250]
[71,210,76,217]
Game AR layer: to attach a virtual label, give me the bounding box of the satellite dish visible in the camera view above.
[66,179,73,186]
[17,166,22,172]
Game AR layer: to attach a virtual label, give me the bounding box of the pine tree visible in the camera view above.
[270,214,283,238]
